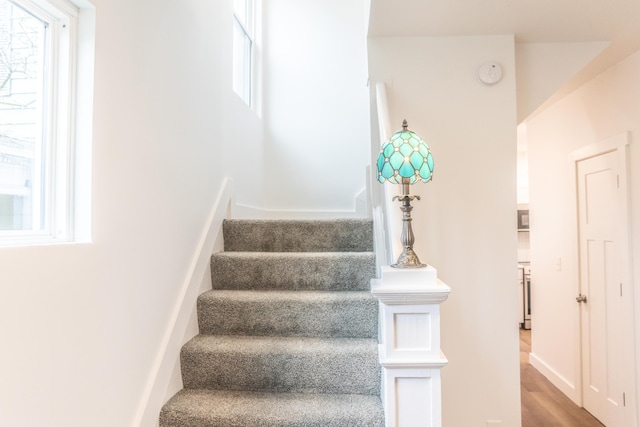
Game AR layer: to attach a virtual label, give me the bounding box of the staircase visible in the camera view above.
[160,219,384,427]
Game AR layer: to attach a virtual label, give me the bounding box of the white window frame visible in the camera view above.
[0,0,93,246]
[232,0,254,106]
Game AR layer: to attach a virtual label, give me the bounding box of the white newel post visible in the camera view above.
[371,265,451,427]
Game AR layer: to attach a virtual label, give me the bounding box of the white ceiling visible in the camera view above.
[368,0,640,44]
[369,0,640,92]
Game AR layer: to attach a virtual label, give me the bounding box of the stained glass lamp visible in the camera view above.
[376,119,434,268]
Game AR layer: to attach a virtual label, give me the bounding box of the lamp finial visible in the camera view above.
[402,119,408,131]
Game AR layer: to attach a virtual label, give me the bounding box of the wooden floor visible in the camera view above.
[520,329,605,427]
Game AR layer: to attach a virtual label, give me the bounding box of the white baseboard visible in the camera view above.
[233,203,360,219]
[529,351,581,405]
[133,178,234,427]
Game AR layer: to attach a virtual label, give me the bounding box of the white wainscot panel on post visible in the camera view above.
[371,265,450,427]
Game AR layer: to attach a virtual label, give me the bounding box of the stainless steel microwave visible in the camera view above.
[517,209,529,230]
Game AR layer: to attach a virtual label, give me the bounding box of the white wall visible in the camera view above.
[368,35,521,426]
[261,0,370,215]
[526,49,640,413]
[0,0,264,425]
[514,42,609,122]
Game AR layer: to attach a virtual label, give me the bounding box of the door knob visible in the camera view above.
[576,294,588,303]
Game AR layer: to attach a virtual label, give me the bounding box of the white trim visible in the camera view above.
[369,81,394,272]
[375,82,392,142]
[569,132,637,425]
[70,3,94,242]
[232,201,362,219]
[232,0,255,106]
[250,0,262,117]
[132,178,235,427]
[568,131,629,162]
[355,185,368,219]
[373,269,449,427]
[617,142,638,427]
[379,358,449,370]
[529,351,581,405]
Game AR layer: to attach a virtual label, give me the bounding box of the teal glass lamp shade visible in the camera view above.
[376,120,433,269]
[376,121,434,184]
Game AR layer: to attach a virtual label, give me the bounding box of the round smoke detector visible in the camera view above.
[477,62,503,86]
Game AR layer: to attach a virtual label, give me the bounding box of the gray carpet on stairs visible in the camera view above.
[210,252,375,291]
[197,290,377,338]
[161,390,385,427]
[222,219,374,252]
[180,335,380,394]
[160,219,384,427]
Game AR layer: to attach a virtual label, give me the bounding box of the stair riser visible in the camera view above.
[160,412,383,427]
[223,219,374,252]
[210,253,376,291]
[160,390,385,427]
[181,347,380,395]
[197,294,378,338]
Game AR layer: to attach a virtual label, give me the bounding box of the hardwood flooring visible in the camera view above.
[520,329,604,427]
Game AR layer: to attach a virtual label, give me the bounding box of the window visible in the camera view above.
[0,0,92,245]
[232,0,253,106]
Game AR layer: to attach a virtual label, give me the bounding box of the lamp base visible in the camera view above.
[392,248,427,269]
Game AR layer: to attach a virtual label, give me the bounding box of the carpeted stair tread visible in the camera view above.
[180,335,380,395]
[197,289,377,338]
[210,252,375,291]
[160,389,385,427]
[161,218,382,426]
[223,219,374,253]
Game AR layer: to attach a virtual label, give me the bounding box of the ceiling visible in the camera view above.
[368,0,640,44]
[368,0,640,105]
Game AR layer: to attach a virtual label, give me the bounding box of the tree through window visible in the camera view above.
[0,0,93,246]
[0,0,46,231]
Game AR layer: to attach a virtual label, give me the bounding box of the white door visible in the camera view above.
[576,145,634,426]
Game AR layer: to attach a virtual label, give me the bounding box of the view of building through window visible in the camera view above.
[0,0,45,231]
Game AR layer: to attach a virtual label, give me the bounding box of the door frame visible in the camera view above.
[570,132,636,425]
